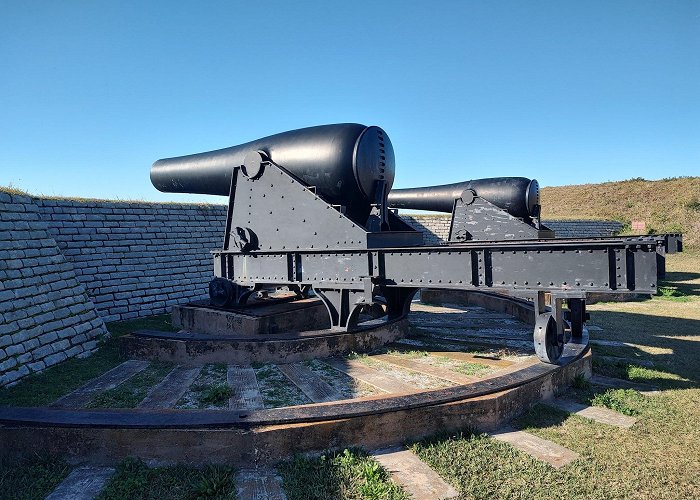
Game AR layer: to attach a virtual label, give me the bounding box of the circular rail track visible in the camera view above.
[0,292,590,466]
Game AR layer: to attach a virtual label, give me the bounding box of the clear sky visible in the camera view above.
[1,1,698,203]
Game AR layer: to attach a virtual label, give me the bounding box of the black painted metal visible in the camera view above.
[388,177,540,218]
[149,123,682,364]
[151,123,394,223]
[449,195,547,242]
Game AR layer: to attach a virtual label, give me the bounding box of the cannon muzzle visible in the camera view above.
[388,177,540,218]
[151,123,394,223]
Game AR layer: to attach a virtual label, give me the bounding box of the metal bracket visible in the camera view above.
[314,284,374,331]
[365,179,389,232]
[449,195,553,242]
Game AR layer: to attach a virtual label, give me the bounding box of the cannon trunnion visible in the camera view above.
[151,123,680,364]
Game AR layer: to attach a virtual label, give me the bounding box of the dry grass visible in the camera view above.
[541,177,700,247]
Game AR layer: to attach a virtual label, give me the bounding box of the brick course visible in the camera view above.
[36,200,227,323]
[0,193,108,387]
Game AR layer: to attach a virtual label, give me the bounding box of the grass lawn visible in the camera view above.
[0,455,71,500]
[97,458,237,500]
[279,449,408,500]
[409,250,700,499]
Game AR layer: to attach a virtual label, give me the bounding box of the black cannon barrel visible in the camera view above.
[387,177,540,218]
[151,123,395,222]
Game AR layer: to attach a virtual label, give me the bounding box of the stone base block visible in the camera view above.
[121,318,408,365]
[171,298,330,336]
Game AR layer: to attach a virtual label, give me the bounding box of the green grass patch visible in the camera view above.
[571,373,591,390]
[0,314,176,407]
[346,351,368,360]
[176,363,231,409]
[279,449,407,500]
[254,364,310,408]
[442,358,491,377]
[411,429,559,499]
[97,458,235,499]
[386,349,429,358]
[106,314,177,337]
[657,285,684,298]
[0,455,71,500]
[592,357,688,390]
[87,362,174,408]
[590,388,646,417]
[199,384,232,406]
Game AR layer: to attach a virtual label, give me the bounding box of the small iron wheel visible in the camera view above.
[209,278,234,308]
[534,312,564,364]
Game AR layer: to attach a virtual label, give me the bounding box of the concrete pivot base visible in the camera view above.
[120,318,409,365]
[172,298,330,336]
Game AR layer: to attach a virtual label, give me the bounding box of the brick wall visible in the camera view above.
[36,200,227,323]
[0,193,107,387]
[542,220,625,238]
[398,215,623,243]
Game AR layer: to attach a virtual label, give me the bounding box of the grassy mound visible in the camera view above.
[541,176,700,247]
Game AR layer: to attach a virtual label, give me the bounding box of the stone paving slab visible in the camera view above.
[324,357,415,393]
[597,355,654,368]
[45,466,115,500]
[546,398,637,428]
[235,468,287,500]
[590,374,658,393]
[228,365,264,410]
[491,427,579,468]
[373,354,475,385]
[137,365,201,409]
[51,360,148,408]
[589,339,631,347]
[276,362,342,403]
[372,447,459,499]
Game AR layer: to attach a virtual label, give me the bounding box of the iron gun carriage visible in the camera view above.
[152,123,681,364]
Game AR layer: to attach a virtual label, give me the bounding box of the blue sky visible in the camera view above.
[1,1,698,203]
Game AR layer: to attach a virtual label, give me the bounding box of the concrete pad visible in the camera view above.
[276,363,342,403]
[137,366,201,409]
[44,466,115,500]
[373,354,475,385]
[228,365,264,410]
[491,428,579,468]
[324,357,415,393]
[590,374,658,393]
[52,360,148,408]
[373,447,458,499]
[546,398,637,428]
[235,468,287,500]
